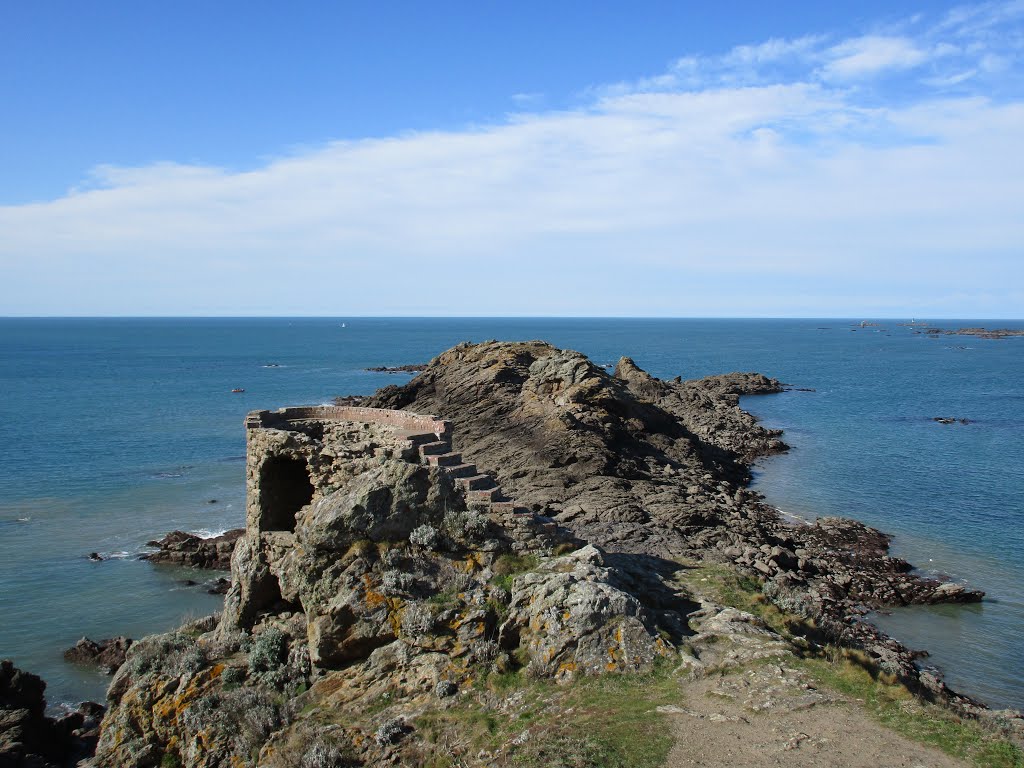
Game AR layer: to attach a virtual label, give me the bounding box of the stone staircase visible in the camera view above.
[403,430,562,547]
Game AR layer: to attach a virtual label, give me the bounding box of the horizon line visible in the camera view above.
[2,315,1023,322]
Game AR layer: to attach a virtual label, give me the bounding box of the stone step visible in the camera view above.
[426,452,464,467]
[406,432,443,447]
[442,463,479,479]
[466,487,502,502]
[489,501,517,516]
[457,474,497,491]
[418,441,451,457]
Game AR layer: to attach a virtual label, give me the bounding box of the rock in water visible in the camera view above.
[0,659,103,767]
[142,528,243,569]
[63,636,133,674]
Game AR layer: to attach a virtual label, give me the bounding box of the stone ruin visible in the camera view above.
[243,404,559,543]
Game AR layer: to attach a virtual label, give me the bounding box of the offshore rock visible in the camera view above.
[63,636,133,675]
[142,529,243,570]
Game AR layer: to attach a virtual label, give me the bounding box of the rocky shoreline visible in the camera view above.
[364,363,428,373]
[3,340,1018,767]
[141,529,244,571]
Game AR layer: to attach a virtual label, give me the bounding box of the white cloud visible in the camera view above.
[820,36,929,80]
[1,3,1023,316]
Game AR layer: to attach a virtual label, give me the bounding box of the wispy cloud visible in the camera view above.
[1,2,1023,316]
[819,36,929,80]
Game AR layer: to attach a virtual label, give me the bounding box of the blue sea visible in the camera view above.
[0,318,1021,711]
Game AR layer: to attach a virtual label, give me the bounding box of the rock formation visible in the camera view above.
[63,637,133,675]
[86,340,998,767]
[363,341,983,687]
[142,529,243,570]
[93,398,691,767]
[0,660,103,768]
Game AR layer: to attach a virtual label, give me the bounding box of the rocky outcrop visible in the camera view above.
[919,326,1024,340]
[63,636,133,675]
[365,342,787,557]
[363,341,984,699]
[142,529,243,570]
[1,660,103,768]
[364,364,427,373]
[504,544,676,681]
[94,398,689,768]
[89,340,1000,766]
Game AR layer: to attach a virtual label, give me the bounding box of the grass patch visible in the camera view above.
[676,561,798,636]
[428,588,458,608]
[411,662,678,768]
[490,553,539,592]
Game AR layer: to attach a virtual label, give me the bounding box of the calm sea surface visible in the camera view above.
[0,318,1021,710]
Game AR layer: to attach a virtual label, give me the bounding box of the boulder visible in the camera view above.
[63,636,133,674]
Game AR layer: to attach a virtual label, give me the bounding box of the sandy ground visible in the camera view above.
[662,664,967,768]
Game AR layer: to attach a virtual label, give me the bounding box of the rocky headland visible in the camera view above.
[8,340,1017,767]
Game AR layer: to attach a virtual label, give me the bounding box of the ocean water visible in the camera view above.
[0,318,1021,710]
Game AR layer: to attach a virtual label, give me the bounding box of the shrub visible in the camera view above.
[127,633,207,678]
[410,524,439,549]
[380,569,415,595]
[401,601,435,636]
[248,628,287,677]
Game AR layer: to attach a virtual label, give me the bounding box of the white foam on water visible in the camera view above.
[192,528,229,539]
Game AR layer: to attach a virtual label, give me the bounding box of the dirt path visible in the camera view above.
[662,663,967,768]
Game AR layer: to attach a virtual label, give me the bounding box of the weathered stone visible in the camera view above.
[142,529,243,570]
[504,545,674,682]
[63,636,133,674]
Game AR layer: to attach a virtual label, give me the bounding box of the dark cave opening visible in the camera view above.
[259,456,313,532]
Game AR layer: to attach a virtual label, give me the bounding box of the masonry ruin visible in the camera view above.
[243,404,560,556]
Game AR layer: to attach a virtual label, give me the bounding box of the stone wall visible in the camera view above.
[246,405,451,439]
[244,411,446,536]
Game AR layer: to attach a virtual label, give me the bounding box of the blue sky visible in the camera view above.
[1,1,1022,316]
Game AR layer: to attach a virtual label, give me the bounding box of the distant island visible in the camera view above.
[918,326,1024,340]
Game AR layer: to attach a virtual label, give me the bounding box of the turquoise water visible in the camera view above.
[0,318,1021,709]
